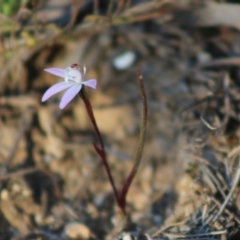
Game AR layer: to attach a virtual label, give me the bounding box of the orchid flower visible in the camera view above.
[42,64,97,109]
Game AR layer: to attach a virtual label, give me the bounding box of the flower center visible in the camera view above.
[64,67,82,83]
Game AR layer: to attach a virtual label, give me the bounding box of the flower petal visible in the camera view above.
[59,84,82,109]
[82,79,97,89]
[44,68,66,78]
[42,82,74,102]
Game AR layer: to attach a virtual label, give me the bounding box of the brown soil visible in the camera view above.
[1,1,240,239]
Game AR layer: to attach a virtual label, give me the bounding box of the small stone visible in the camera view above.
[113,51,136,70]
[1,190,9,200]
[12,183,21,193]
[120,233,136,240]
[197,51,212,63]
[64,222,91,239]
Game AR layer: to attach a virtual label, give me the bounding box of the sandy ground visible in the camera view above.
[1,0,240,239]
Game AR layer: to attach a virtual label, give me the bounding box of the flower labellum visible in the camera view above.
[42,64,97,109]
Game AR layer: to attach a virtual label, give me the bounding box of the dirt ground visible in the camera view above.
[1,0,240,239]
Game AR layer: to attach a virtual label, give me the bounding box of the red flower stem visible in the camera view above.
[79,70,147,214]
[118,70,147,210]
[79,90,120,206]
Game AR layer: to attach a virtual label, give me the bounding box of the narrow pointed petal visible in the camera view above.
[42,82,74,102]
[59,84,82,109]
[82,79,97,89]
[44,68,66,78]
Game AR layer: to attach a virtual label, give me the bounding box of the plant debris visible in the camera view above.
[1,0,240,239]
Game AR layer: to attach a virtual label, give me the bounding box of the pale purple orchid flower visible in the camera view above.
[42,64,97,109]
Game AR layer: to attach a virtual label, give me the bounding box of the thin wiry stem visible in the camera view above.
[79,89,120,206]
[118,70,147,212]
[79,70,147,214]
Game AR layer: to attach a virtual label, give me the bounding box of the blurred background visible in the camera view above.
[1,0,240,239]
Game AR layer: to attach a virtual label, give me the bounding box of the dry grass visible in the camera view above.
[1,0,240,239]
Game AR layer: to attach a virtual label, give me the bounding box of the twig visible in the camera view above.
[145,234,153,240]
[221,73,230,132]
[120,0,172,18]
[126,0,131,9]
[65,0,83,30]
[107,0,115,18]
[152,221,186,237]
[212,157,240,222]
[200,116,217,130]
[0,167,40,180]
[163,229,227,238]
[94,0,99,14]
[115,0,126,14]
[200,163,227,199]
[4,112,33,169]
[211,197,240,224]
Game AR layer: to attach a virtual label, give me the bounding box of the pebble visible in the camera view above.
[113,51,137,70]
[63,222,91,239]
[1,190,9,200]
